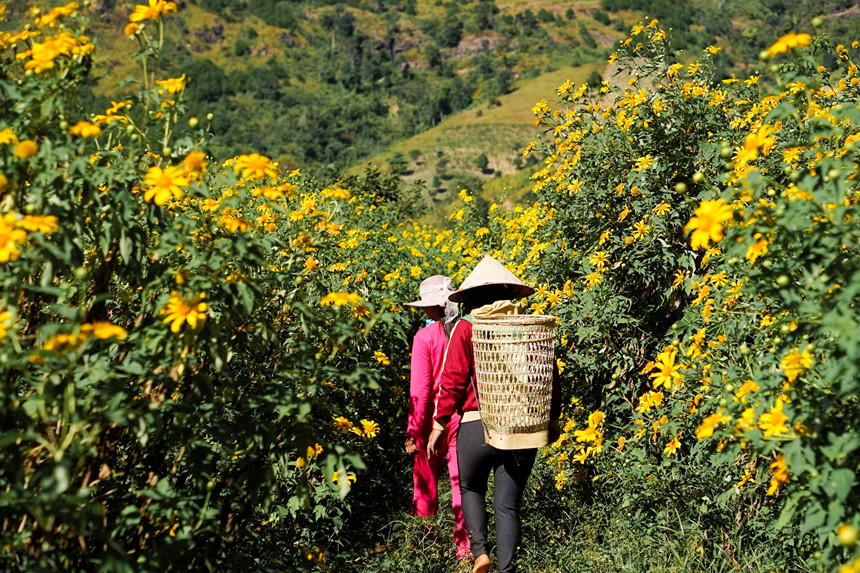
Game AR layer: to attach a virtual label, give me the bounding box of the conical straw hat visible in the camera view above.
[448,255,534,303]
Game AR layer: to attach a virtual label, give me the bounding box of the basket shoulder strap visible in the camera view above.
[444,316,482,414]
[462,316,480,410]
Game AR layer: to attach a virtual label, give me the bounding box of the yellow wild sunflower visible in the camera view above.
[766,32,811,58]
[69,121,102,138]
[359,419,379,439]
[161,291,208,333]
[683,199,733,251]
[780,348,814,383]
[13,140,38,159]
[695,410,731,440]
[649,349,684,389]
[766,454,789,495]
[320,292,361,307]
[81,321,128,340]
[16,215,58,234]
[0,128,19,145]
[143,165,189,206]
[663,436,681,456]
[129,0,178,22]
[157,76,186,94]
[232,153,278,181]
[0,213,28,263]
[373,351,390,365]
[333,416,353,434]
[0,309,12,339]
[183,151,207,179]
[758,399,789,438]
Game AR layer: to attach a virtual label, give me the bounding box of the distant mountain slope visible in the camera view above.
[352,62,604,221]
[3,0,859,214]
[3,1,618,169]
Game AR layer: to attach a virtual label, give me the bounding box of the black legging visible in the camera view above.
[457,419,536,573]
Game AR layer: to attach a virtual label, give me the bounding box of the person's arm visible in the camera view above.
[432,321,472,431]
[406,331,433,443]
[428,321,472,456]
[548,362,562,442]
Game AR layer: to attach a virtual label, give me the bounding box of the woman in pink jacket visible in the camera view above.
[404,275,470,559]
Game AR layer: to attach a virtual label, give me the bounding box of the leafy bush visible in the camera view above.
[0,5,462,570]
[517,23,860,570]
[3,4,860,572]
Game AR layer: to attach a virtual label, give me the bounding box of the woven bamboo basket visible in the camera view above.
[471,314,556,450]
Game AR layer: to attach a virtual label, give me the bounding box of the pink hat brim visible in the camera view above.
[404,299,446,308]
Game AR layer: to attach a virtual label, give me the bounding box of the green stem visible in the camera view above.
[194,487,212,530]
[162,111,171,154]
[141,53,150,127]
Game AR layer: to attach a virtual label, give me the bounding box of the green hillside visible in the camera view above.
[5,1,619,169]
[4,0,860,214]
[353,62,604,222]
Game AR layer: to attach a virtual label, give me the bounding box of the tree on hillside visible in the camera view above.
[474,153,489,172]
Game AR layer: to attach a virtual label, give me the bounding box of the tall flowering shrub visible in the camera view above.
[0,3,480,569]
[3,2,860,570]
[518,22,860,567]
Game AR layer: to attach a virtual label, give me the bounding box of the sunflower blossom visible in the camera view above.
[320,292,361,307]
[157,76,186,94]
[143,165,189,206]
[766,33,812,58]
[373,351,390,365]
[695,410,731,440]
[69,121,102,138]
[333,416,354,434]
[758,398,789,438]
[0,213,28,263]
[129,0,178,22]
[683,199,733,251]
[231,153,278,181]
[16,215,58,234]
[649,349,684,390]
[81,321,128,340]
[0,310,12,339]
[161,291,208,333]
[357,419,379,439]
[767,454,789,495]
[780,348,814,383]
[664,436,681,456]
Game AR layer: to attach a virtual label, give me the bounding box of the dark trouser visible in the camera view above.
[457,420,536,573]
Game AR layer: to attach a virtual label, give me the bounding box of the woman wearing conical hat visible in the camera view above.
[427,256,562,573]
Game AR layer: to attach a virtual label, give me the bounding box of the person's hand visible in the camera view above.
[548,421,561,445]
[426,428,444,458]
[404,437,418,455]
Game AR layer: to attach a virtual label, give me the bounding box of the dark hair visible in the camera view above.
[461,284,513,313]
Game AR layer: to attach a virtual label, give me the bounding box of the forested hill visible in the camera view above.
[5,0,860,205]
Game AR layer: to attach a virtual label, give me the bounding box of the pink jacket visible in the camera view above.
[407,321,448,440]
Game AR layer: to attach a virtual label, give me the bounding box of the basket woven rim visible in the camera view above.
[472,314,556,326]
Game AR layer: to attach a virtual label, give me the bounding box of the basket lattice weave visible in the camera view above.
[472,314,556,438]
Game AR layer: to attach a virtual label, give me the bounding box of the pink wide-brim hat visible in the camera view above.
[404,275,455,307]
